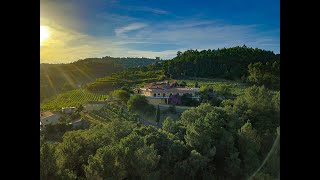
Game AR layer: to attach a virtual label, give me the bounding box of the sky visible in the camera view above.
[40,0,280,63]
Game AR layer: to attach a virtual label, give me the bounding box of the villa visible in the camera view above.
[40,111,61,128]
[136,81,200,105]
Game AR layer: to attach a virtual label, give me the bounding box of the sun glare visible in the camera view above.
[40,26,50,44]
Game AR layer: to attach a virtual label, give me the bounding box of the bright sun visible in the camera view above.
[40,26,50,44]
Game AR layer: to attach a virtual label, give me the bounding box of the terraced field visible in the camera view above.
[40,89,108,111]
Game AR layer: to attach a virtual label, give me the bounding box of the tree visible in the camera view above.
[85,145,126,179]
[181,93,200,106]
[182,104,234,154]
[40,137,58,179]
[85,129,161,179]
[76,104,84,112]
[53,120,137,179]
[248,61,280,90]
[144,104,156,116]
[112,89,130,103]
[162,117,176,133]
[195,81,199,88]
[155,105,161,123]
[127,94,149,112]
[174,150,212,179]
[233,86,279,135]
[260,126,280,178]
[55,132,89,178]
[162,117,186,140]
[238,121,261,177]
[180,81,187,87]
[118,133,160,179]
[214,84,232,99]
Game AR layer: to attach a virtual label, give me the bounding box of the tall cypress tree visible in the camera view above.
[155,105,161,123]
[195,81,199,88]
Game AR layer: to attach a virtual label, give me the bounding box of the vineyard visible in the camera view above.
[40,89,108,111]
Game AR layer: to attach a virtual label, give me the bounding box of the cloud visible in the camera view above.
[115,23,147,37]
[40,16,279,63]
[165,20,217,29]
[127,6,169,14]
[96,13,137,24]
[126,21,279,53]
[133,23,252,46]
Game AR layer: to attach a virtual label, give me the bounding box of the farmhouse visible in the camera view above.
[40,111,61,127]
[136,81,200,105]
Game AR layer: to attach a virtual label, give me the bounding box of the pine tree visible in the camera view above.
[155,105,161,123]
[195,81,199,88]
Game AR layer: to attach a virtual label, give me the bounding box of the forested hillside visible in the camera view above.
[40,57,158,102]
[162,46,279,80]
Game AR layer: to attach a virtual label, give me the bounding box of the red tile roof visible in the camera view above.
[40,111,54,119]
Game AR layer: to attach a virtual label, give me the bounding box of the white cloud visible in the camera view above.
[165,20,217,29]
[127,21,278,53]
[115,23,147,37]
[128,6,169,14]
[133,23,250,45]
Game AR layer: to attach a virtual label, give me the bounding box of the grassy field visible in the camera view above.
[40,89,108,111]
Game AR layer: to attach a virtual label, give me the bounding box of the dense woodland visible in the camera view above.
[162,46,279,80]
[40,46,280,180]
[40,57,158,102]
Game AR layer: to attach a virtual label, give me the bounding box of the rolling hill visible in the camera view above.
[40,57,159,102]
